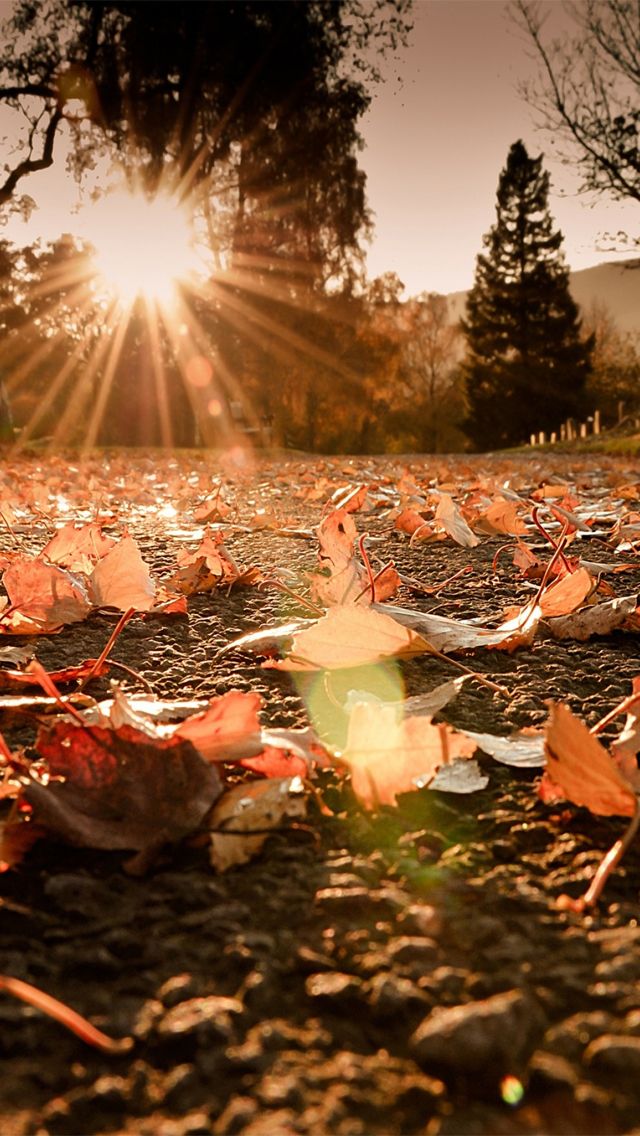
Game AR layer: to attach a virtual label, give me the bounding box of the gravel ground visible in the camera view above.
[1,449,640,1136]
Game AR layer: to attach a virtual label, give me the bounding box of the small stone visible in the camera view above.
[543,1011,615,1062]
[594,954,640,982]
[296,946,337,974]
[157,996,243,1050]
[85,1075,127,1111]
[257,1073,304,1109]
[158,973,199,1008]
[388,936,439,967]
[164,1064,202,1111]
[43,873,107,915]
[367,973,431,1021]
[527,1050,578,1091]
[584,1035,640,1086]
[305,971,364,1005]
[411,989,546,1076]
[213,1096,259,1134]
[397,904,443,938]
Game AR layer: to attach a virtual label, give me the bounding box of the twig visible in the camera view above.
[357,533,376,603]
[590,691,640,736]
[530,506,573,575]
[557,798,640,914]
[76,607,137,692]
[0,974,133,1054]
[259,577,324,616]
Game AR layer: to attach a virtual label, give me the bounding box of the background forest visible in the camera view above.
[0,0,638,454]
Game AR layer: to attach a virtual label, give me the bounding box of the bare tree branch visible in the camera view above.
[0,107,62,206]
[513,0,640,206]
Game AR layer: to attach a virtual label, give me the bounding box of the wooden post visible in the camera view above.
[580,422,588,438]
[538,431,546,445]
[530,433,536,446]
[550,431,557,444]
[618,400,625,423]
[560,423,566,441]
[593,410,601,435]
[566,419,574,441]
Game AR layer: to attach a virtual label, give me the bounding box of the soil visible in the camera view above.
[2,449,640,1136]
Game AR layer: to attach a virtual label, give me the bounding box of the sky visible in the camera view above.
[0,0,637,298]
[361,0,638,296]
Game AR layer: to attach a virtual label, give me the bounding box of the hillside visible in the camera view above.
[445,257,640,332]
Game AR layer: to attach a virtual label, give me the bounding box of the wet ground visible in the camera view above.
[1,449,640,1135]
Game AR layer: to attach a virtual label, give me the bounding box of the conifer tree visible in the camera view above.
[462,140,593,449]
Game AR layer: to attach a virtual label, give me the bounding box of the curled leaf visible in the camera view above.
[209,776,307,871]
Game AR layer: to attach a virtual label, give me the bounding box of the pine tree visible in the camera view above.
[462,140,593,449]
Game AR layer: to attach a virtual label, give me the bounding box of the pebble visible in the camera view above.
[305,971,364,1005]
[387,936,439,967]
[158,973,199,1008]
[410,989,546,1075]
[156,995,244,1049]
[584,1035,640,1086]
[367,973,431,1021]
[396,904,443,938]
[542,1010,616,1062]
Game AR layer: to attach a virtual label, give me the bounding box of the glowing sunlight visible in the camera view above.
[80,189,199,306]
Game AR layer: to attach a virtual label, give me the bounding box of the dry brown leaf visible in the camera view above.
[89,536,156,611]
[342,700,476,808]
[2,557,91,632]
[19,721,222,859]
[542,702,636,817]
[546,594,638,641]
[539,566,594,618]
[209,776,307,871]
[175,691,263,761]
[41,523,116,573]
[376,601,540,654]
[434,494,480,548]
[477,498,529,536]
[267,605,432,670]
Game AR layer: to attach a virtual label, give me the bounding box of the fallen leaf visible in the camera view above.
[209,776,307,871]
[2,557,91,631]
[477,497,529,535]
[175,691,263,760]
[267,605,432,670]
[41,522,116,573]
[546,594,638,641]
[20,721,222,857]
[429,759,489,793]
[466,729,545,768]
[375,601,540,654]
[89,536,156,611]
[539,566,594,618]
[434,493,480,548]
[341,700,477,808]
[541,702,636,817]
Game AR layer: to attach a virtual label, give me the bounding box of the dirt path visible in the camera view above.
[1,449,640,1135]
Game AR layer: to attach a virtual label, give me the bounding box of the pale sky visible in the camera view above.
[362,0,638,296]
[0,0,637,298]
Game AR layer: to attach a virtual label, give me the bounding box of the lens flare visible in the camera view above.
[500,1076,525,1106]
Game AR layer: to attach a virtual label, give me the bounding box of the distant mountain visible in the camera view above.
[445,258,640,333]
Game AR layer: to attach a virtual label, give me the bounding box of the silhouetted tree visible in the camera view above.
[462,140,593,449]
[0,1,411,285]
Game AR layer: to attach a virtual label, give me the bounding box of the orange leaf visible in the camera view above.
[543,702,636,817]
[89,536,155,611]
[539,566,594,618]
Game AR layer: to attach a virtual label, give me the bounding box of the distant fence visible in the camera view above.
[529,401,638,446]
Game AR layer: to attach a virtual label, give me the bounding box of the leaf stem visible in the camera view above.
[0,974,133,1054]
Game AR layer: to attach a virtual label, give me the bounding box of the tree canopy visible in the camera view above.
[0,1,411,286]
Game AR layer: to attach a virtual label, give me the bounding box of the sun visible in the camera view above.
[79,188,199,306]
